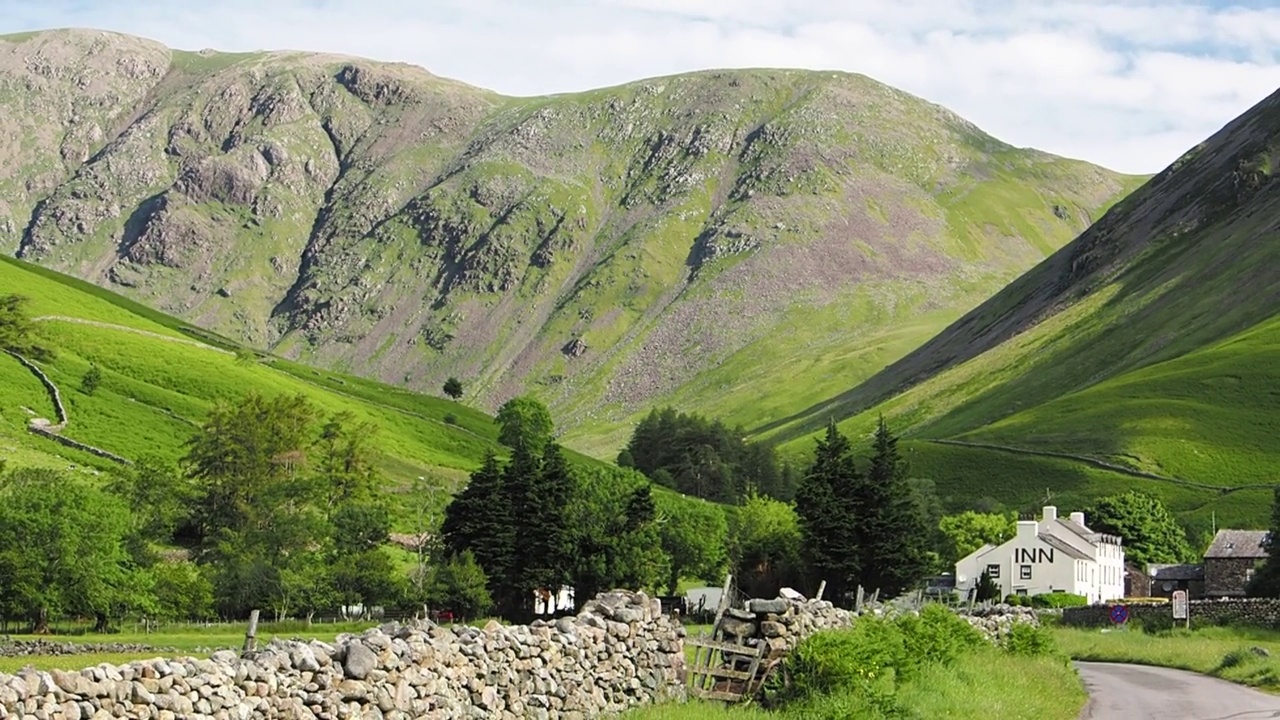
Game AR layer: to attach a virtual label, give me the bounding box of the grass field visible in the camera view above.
[625,647,1085,720]
[0,619,381,674]
[0,257,502,524]
[1055,625,1280,693]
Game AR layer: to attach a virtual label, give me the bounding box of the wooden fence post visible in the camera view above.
[815,581,827,602]
[711,573,733,641]
[242,610,260,654]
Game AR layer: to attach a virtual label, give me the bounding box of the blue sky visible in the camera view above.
[5,0,1280,174]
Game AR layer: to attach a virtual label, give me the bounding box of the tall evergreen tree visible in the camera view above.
[498,442,542,617]
[794,421,861,606]
[440,453,515,610]
[854,416,930,598]
[520,443,578,606]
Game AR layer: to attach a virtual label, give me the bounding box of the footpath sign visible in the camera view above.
[1172,590,1189,628]
[1109,604,1129,625]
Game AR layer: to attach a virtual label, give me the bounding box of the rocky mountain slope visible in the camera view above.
[1,29,1143,455]
[776,84,1280,530]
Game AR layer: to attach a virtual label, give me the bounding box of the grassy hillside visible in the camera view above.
[772,87,1280,534]
[0,254,505,526]
[0,29,1144,457]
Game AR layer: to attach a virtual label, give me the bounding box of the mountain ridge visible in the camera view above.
[0,28,1144,455]
[782,84,1280,531]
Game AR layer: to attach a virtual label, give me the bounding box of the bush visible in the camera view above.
[1004,593,1025,606]
[1029,592,1088,608]
[80,364,102,395]
[780,617,907,703]
[897,603,987,676]
[443,413,458,426]
[1003,621,1056,657]
[778,604,987,711]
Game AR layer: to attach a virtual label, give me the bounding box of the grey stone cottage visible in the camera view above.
[1204,530,1270,598]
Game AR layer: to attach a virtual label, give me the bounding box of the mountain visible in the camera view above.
[1,29,1143,456]
[775,85,1280,533]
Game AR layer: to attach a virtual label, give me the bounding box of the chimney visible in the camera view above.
[1017,519,1037,540]
[1070,511,1086,526]
[1042,506,1057,523]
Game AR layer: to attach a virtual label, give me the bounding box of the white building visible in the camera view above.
[955,506,1125,603]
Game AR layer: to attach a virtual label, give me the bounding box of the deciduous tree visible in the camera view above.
[728,492,803,599]
[495,396,554,453]
[426,551,492,622]
[1084,491,1194,566]
[442,377,464,400]
[0,294,53,360]
[656,495,728,595]
[1249,487,1280,597]
[0,468,138,632]
[939,511,1017,564]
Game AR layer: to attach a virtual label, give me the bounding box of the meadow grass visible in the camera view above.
[0,620,381,674]
[1,256,510,531]
[1054,624,1280,692]
[625,647,1085,720]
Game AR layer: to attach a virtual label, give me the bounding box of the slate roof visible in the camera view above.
[1204,530,1270,559]
[1052,518,1099,541]
[1148,563,1205,581]
[1039,533,1093,561]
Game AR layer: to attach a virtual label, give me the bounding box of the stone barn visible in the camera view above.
[1204,530,1269,598]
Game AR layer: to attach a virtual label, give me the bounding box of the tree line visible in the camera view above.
[618,406,799,502]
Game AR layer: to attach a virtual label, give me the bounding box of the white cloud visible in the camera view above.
[6,0,1280,173]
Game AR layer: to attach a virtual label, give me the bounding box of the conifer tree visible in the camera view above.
[441,453,515,610]
[520,443,578,607]
[854,416,930,598]
[794,421,861,606]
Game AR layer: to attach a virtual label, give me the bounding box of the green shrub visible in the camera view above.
[1003,622,1057,657]
[780,618,907,703]
[1004,593,1025,606]
[897,603,986,676]
[443,412,459,426]
[1029,592,1088,608]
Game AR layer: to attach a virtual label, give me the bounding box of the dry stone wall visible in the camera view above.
[1061,598,1280,629]
[0,592,1045,720]
[0,591,685,720]
[716,596,1038,653]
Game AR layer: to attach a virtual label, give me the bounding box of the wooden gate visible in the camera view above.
[685,634,769,702]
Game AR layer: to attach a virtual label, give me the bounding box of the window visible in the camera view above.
[986,563,1001,579]
[1019,565,1032,580]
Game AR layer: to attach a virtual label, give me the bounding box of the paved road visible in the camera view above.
[1076,662,1280,719]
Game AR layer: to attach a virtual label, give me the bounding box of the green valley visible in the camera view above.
[772,86,1280,533]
